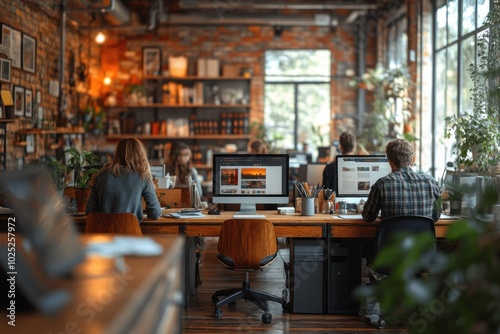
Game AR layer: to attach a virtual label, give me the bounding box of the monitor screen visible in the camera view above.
[298,163,325,187]
[0,168,86,277]
[336,155,390,198]
[212,153,290,214]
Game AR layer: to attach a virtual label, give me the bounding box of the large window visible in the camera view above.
[264,50,331,161]
[433,0,490,175]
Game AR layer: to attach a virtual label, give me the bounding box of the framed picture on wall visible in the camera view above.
[22,33,36,73]
[0,105,3,118]
[0,58,10,82]
[142,47,161,77]
[13,85,24,117]
[26,134,35,154]
[25,88,33,117]
[1,24,21,69]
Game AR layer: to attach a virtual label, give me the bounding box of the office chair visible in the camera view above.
[212,218,287,324]
[86,212,143,236]
[365,215,436,328]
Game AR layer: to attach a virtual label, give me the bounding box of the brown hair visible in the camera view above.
[169,142,193,184]
[385,139,414,168]
[94,137,152,183]
[248,139,268,154]
[339,132,356,154]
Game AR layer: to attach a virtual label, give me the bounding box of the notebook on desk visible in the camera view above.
[338,214,363,219]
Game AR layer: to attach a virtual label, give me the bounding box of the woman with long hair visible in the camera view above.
[86,137,161,222]
[166,142,203,197]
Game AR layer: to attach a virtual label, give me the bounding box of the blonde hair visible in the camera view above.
[94,137,152,183]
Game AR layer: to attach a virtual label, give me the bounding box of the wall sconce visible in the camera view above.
[95,31,106,44]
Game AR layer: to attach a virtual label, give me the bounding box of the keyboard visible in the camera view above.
[232,214,266,219]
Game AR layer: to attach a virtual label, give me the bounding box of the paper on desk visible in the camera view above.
[86,236,164,257]
[339,214,363,219]
[164,212,206,219]
[440,214,462,220]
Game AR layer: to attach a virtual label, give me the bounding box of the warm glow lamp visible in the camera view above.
[95,31,106,44]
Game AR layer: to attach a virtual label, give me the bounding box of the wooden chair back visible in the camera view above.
[217,219,278,270]
[86,212,143,236]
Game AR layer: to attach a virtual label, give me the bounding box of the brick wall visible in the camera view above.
[101,24,378,142]
[0,0,100,169]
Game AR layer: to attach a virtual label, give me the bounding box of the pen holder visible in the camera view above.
[301,197,315,216]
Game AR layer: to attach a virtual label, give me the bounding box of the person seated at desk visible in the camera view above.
[86,137,162,222]
[361,138,441,223]
[248,138,268,154]
[166,142,203,198]
[322,131,357,189]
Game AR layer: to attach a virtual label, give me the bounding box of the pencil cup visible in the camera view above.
[301,197,315,216]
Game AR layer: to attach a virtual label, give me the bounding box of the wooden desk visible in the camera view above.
[67,210,454,239]
[0,235,184,334]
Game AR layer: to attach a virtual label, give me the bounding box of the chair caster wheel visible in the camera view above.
[262,312,272,324]
[377,319,385,328]
[282,302,289,312]
[211,295,219,303]
[214,309,223,319]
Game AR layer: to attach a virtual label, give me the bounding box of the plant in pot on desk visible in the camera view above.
[65,147,100,213]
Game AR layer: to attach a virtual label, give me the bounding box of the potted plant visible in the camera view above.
[446,2,500,174]
[65,147,100,213]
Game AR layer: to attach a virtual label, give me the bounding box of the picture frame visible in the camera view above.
[0,105,3,118]
[22,33,36,73]
[26,134,35,154]
[0,58,10,83]
[13,85,24,117]
[1,24,21,69]
[142,47,161,77]
[25,88,32,117]
[36,90,41,104]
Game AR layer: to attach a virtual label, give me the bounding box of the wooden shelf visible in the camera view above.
[194,164,213,169]
[108,103,250,109]
[106,134,251,140]
[0,119,15,123]
[144,76,251,81]
[23,128,85,135]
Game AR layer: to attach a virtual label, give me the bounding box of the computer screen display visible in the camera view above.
[336,155,390,198]
[212,154,289,213]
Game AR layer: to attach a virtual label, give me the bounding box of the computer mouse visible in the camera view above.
[208,208,221,215]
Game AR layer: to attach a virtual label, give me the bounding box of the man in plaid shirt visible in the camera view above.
[362,139,442,223]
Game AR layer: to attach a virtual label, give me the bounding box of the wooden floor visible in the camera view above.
[182,238,408,333]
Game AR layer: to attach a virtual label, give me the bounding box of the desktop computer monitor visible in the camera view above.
[335,155,390,204]
[212,153,290,214]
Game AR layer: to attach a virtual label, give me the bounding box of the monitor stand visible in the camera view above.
[236,203,258,215]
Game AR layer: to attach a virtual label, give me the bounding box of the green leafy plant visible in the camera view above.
[446,3,500,172]
[351,63,413,152]
[65,148,100,189]
[27,157,67,191]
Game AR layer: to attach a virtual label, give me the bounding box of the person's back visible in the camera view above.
[86,137,162,222]
[362,139,441,222]
[322,131,356,189]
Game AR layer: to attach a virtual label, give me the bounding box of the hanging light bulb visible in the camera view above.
[95,31,106,44]
[103,76,112,85]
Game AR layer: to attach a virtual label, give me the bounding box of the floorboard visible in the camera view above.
[181,238,408,333]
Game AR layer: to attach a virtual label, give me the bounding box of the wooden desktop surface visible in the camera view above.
[67,210,454,238]
[0,235,184,334]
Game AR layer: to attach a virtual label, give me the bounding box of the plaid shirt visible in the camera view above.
[362,167,442,222]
